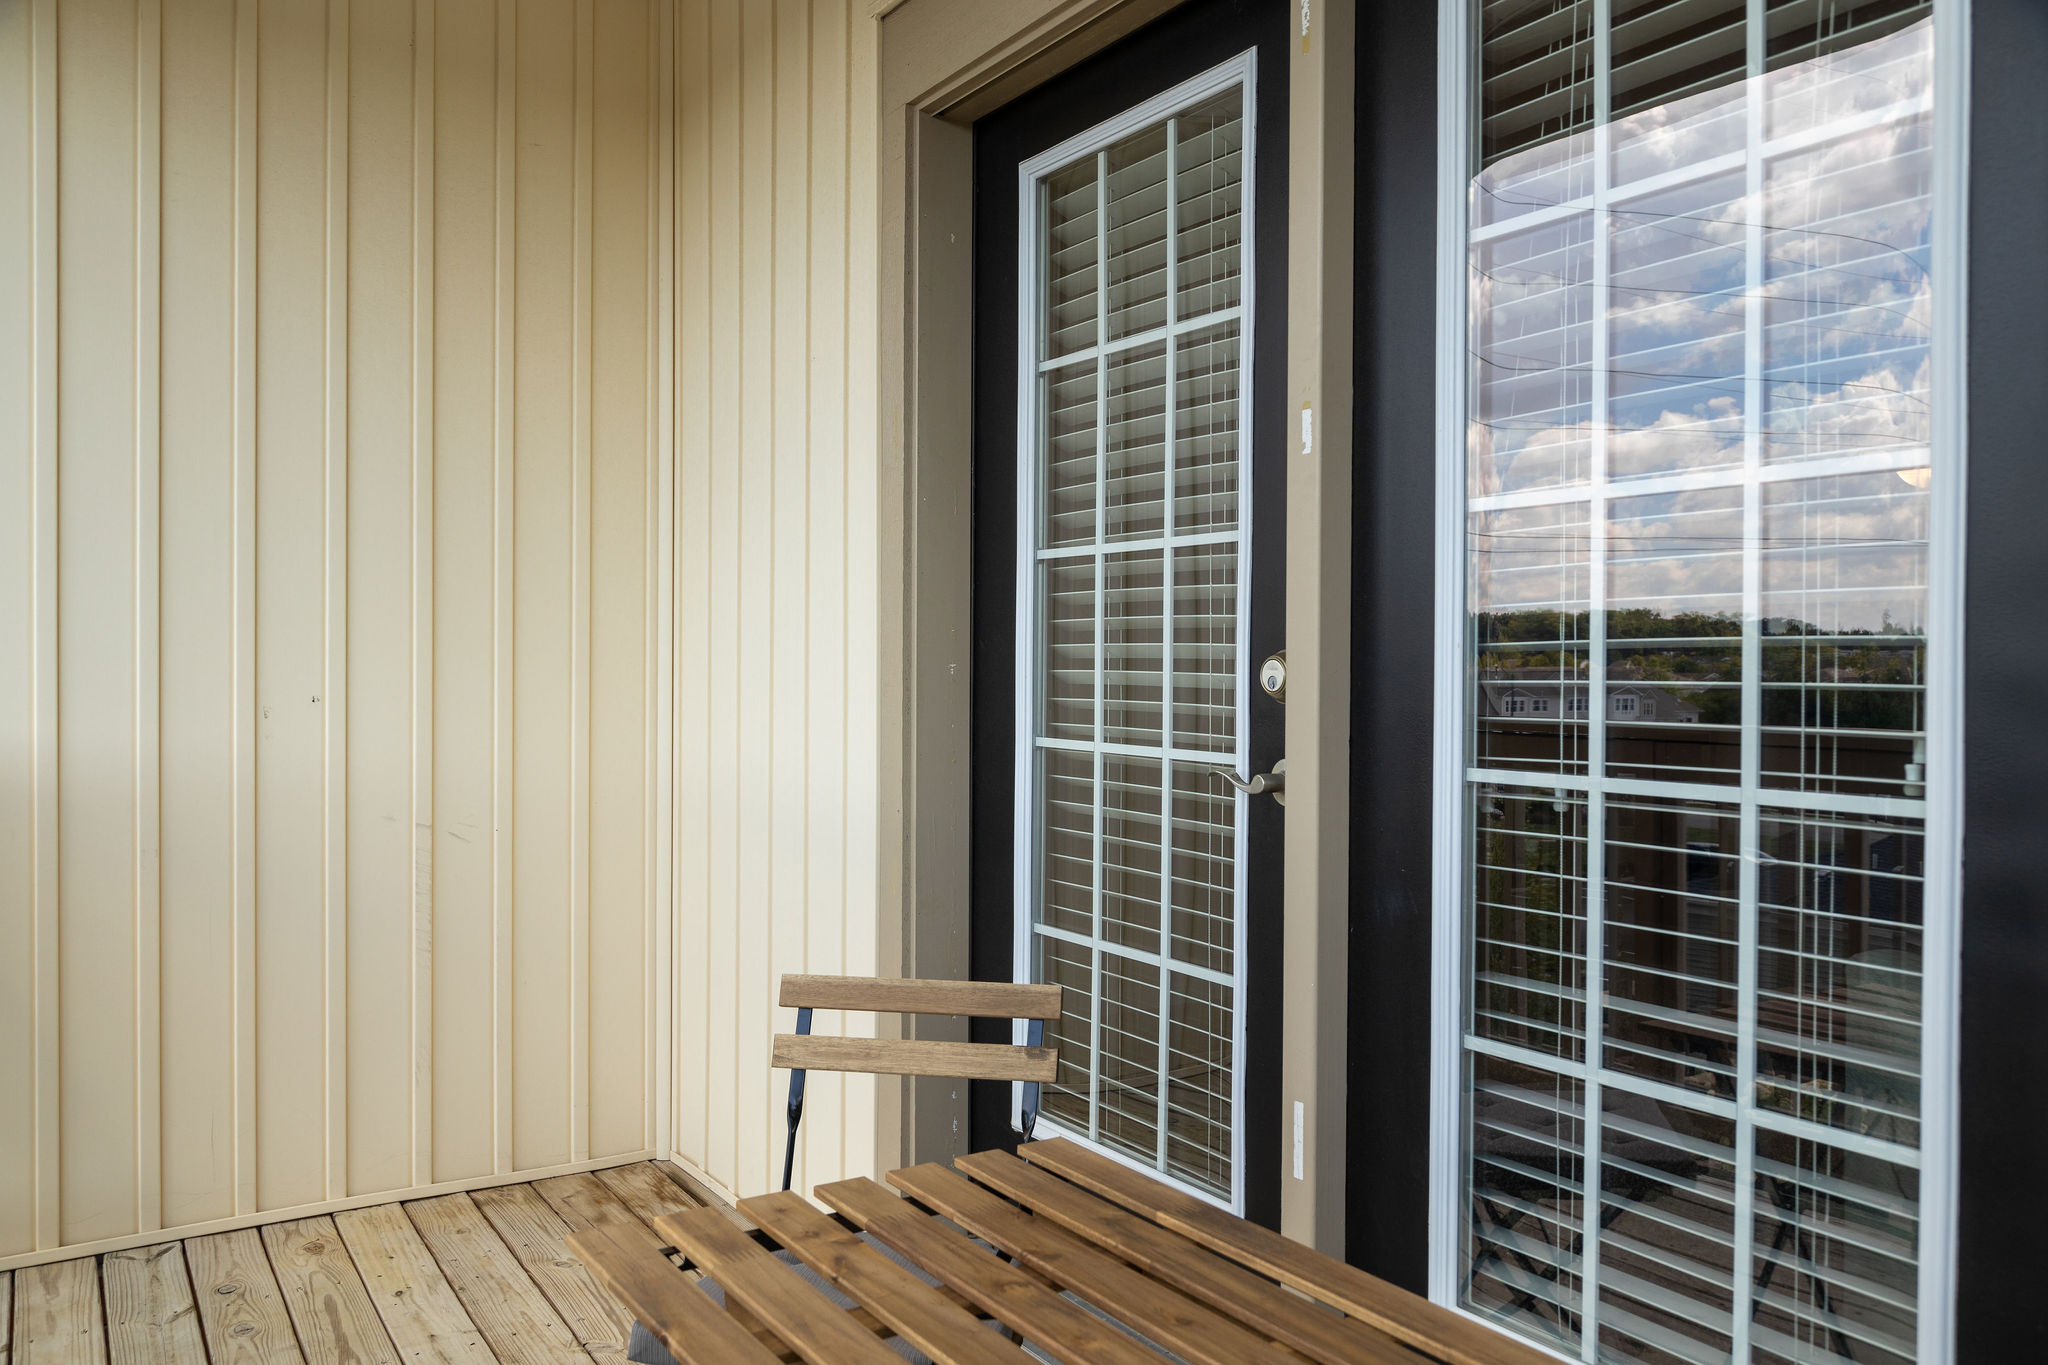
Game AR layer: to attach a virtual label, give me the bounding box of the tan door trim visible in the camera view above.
[1282,0,1354,1256]
[870,0,1353,1253]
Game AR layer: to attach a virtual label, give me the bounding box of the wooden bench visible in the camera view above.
[772,974,1064,1191]
[566,1136,1564,1365]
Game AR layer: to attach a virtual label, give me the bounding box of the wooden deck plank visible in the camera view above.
[887,1163,1294,1365]
[816,1178,1162,1365]
[957,1151,1419,1365]
[654,1208,902,1365]
[101,1243,206,1365]
[1020,1138,1558,1365]
[472,1182,633,1360]
[590,1163,706,1236]
[403,1193,590,1365]
[185,1228,307,1365]
[11,1258,106,1365]
[261,1216,402,1365]
[653,1163,752,1232]
[564,1222,777,1365]
[735,1191,1032,1365]
[530,1173,660,1244]
[334,1201,494,1364]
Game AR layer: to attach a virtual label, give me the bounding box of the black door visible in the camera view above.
[967,0,1289,1227]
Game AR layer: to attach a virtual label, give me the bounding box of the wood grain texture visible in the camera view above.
[956,1151,1419,1365]
[1019,1139,1559,1365]
[533,1173,790,1361]
[777,976,1063,1021]
[589,1164,705,1236]
[1,1269,11,1364]
[529,1174,657,1244]
[735,1192,1031,1365]
[563,1222,775,1365]
[260,1216,401,1365]
[184,1229,305,1365]
[101,1243,205,1365]
[771,1036,1056,1083]
[333,1202,492,1364]
[10,1258,106,1365]
[651,1165,746,1230]
[402,1195,586,1365]
[814,1179,1159,1365]
[885,1165,1294,1365]
[470,1182,631,1360]
[654,1209,900,1365]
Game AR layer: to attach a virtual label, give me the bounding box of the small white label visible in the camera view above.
[1299,404,1313,455]
[1292,1100,1306,1180]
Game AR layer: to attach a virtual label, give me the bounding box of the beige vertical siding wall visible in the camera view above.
[669,0,883,1203]
[0,0,672,1265]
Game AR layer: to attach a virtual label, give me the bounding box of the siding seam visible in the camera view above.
[323,0,352,1205]
[568,0,595,1170]
[491,0,517,1180]
[231,0,260,1223]
[135,0,165,1239]
[30,0,61,1254]
[410,0,439,1193]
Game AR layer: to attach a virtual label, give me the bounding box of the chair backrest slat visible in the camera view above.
[772,1034,1057,1083]
[778,974,1061,1022]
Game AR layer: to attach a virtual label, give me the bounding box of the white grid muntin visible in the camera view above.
[1430,4,1967,1363]
[1011,49,1257,1215]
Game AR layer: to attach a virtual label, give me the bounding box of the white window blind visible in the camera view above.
[1452,5,1947,1363]
[1016,60,1255,1207]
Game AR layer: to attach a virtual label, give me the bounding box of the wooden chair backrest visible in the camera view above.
[772,974,1061,1083]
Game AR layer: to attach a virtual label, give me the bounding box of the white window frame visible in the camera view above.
[1008,49,1259,1215]
[1426,2,1970,1361]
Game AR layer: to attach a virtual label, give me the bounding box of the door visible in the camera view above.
[969,0,1289,1222]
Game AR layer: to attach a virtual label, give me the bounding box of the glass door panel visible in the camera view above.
[1016,57,1254,1207]
[1452,5,1947,1362]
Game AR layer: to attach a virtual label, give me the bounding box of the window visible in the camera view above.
[1014,54,1255,1208]
[1435,4,1962,1363]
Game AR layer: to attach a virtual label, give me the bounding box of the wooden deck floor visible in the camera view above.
[2,1161,733,1364]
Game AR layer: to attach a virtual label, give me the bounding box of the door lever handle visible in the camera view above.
[1209,765,1285,797]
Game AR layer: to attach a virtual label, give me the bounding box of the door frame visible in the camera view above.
[870,0,1354,1251]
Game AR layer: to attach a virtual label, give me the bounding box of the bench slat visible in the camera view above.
[814,1179,1164,1365]
[655,1208,903,1365]
[565,1220,780,1365]
[1019,1138,1561,1365]
[779,975,1063,1021]
[887,1163,1297,1365]
[771,1035,1056,1082]
[955,1150,1422,1365]
[737,1192,1033,1365]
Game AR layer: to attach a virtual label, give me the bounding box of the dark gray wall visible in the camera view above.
[1958,1,2048,1357]
[1345,0,1441,1291]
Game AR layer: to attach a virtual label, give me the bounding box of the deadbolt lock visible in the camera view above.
[1259,650,1287,703]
